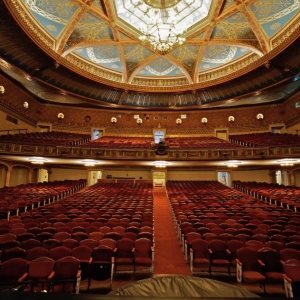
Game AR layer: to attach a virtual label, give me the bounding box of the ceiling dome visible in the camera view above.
[1,0,300,109]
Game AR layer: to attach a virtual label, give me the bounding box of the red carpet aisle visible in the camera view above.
[153,187,191,275]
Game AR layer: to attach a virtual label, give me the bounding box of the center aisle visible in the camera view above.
[153,187,191,275]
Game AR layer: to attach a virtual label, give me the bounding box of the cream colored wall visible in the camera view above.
[0,110,36,134]
[231,169,270,183]
[167,170,217,181]
[10,167,29,186]
[0,166,6,188]
[38,169,48,183]
[49,168,88,181]
[294,169,300,187]
[102,169,152,180]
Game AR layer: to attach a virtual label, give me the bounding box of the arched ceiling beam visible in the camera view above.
[55,0,95,54]
[216,0,256,21]
[127,53,193,84]
[113,27,129,83]
[163,55,193,84]
[192,43,208,83]
[236,3,270,54]
[62,39,138,57]
[99,1,133,83]
[187,39,263,56]
[127,54,160,83]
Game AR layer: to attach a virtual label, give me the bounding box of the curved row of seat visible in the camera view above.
[0,131,90,146]
[233,180,300,210]
[0,180,87,219]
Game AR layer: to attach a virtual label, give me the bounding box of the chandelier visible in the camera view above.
[139,0,186,55]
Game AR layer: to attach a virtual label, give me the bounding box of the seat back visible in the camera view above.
[28,257,54,279]
[55,256,80,280]
[135,238,152,258]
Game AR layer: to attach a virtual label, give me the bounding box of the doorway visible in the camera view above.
[88,170,102,186]
[152,171,166,187]
[217,171,231,187]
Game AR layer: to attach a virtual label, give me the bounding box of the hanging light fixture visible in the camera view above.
[139,0,186,55]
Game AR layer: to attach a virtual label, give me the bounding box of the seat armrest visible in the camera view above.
[226,249,231,255]
[208,249,212,255]
[111,257,115,263]
[236,259,242,266]
[258,259,265,267]
[18,273,28,282]
[88,257,93,264]
[48,271,55,280]
[76,270,81,278]
[283,274,292,283]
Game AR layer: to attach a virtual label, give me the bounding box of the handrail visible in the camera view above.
[0,128,28,135]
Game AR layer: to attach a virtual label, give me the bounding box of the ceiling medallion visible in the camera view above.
[139,1,186,55]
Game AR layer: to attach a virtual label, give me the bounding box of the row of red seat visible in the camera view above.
[233,181,300,210]
[229,132,300,147]
[0,131,90,146]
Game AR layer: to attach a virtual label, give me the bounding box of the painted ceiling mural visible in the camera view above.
[1,0,300,108]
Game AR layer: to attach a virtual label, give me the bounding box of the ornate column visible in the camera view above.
[5,166,12,187]
[289,170,295,186]
[28,168,33,183]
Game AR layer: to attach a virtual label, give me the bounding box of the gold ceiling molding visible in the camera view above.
[3,0,300,93]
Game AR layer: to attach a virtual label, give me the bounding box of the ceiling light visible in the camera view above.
[138,1,186,55]
[278,159,296,166]
[152,161,169,168]
[116,0,210,55]
[224,160,242,168]
[29,157,47,164]
[82,160,99,167]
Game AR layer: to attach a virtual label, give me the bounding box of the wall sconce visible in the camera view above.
[137,118,143,125]
[201,117,208,124]
[176,118,182,125]
[57,113,64,119]
[0,86,4,94]
[111,117,117,124]
[256,113,264,120]
[23,102,29,109]
[228,116,235,122]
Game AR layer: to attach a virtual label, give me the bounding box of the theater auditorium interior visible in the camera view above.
[0,0,300,299]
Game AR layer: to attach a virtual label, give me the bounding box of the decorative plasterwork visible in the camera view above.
[3,0,300,93]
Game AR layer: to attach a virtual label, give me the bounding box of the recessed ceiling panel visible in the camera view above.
[75,46,122,72]
[250,0,300,37]
[23,0,79,37]
[137,57,184,77]
[69,15,113,40]
[200,45,249,71]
